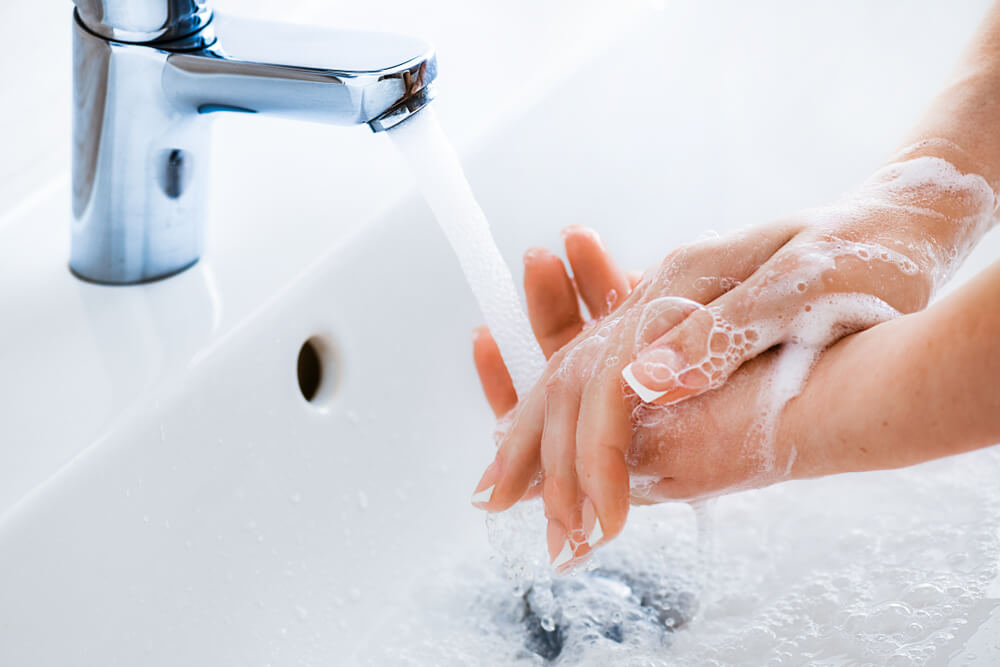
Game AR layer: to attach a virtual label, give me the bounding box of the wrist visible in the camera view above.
[803,152,997,308]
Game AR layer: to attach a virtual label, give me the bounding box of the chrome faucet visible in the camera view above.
[72,0,437,284]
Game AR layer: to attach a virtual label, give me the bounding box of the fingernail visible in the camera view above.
[471,460,500,509]
[560,224,584,239]
[621,363,668,403]
[523,246,548,263]
[622,346,686,403]
[547,519,570,565]
[588,519,604,549]
[471,484,494,506]
[582,497,605,549]
[636,346,685,381]
[561,224,600,244]
[553,540,574,569]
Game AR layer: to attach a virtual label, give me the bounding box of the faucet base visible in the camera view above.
[68,258,201,286]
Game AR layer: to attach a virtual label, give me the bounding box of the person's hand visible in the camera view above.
[625,154,995,406]
[470,227,807,561]
[472,152,996,569]
[472,226,638,508]
[470,220,809,567]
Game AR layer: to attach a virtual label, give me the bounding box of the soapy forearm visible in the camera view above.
[787,3,1000,317]
[783,258,1000,478]
[851,2,1000,299]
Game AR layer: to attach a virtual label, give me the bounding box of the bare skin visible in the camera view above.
[474,228,1000,569]
[471,2,1000,570]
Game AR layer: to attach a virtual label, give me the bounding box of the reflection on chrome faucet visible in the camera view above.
[71,0,437,284]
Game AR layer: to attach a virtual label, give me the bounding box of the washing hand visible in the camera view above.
[471,149,997,570]
[624,149,994,406]
[471,224,812,501]
[469,222,820,566]
[470,0,1000,568]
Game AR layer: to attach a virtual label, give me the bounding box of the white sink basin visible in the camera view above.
[2,2,999,665]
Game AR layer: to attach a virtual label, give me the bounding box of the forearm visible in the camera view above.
[806,5,1000,310]
[902,0,1000,188]
[785,258,1000,478]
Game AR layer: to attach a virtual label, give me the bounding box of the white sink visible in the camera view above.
[2,2,999,665]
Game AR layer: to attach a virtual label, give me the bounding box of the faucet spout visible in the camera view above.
[71,6,437,284]
[163,15,436,128]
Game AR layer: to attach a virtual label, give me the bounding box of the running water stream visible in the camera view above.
[388,108,546,398]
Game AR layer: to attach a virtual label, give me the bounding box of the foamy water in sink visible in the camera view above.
[363,448,1000,665]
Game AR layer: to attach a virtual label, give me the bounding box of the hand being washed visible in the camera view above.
[471,223,810,498]
[474,221,1000,575]
[470,222,830,566]
[471,152,997,570]
[470,0,1000,571]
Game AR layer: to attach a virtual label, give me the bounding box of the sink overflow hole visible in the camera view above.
[297,337,325,402]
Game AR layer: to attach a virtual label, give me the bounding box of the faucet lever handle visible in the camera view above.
[74,0,212,43]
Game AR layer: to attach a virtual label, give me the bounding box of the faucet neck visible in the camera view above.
[74,0,212,43]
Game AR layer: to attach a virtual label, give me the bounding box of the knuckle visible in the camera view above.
[543,371,569,399]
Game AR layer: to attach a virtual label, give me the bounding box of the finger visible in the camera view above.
[625,280,782,406]
[621,223,807,405]
[627,270,643,288]
[575,365,634,551]
[563,226,631,318]
[539,372,587,569]
[523,247,585,358]
[471,378,548,511]
[633,297,704,348]
[472,326,518,417]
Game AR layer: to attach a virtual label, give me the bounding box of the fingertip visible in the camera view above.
[471,326,518,417]
[561,224,601,244]
[487,449,542,513]
[563,225,629,317]
[523,245,584,358]
[471,459,501,510]
[546,518,569,563]
[631,307,719,397]
[576,447,630,547]
[582,496,604,548]
[622,361,671,403]
[630,346,685,392]
[523,245,554,265]
[485,475,528,512]
[523,246,566,284]
[562,226,606,261]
